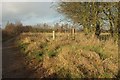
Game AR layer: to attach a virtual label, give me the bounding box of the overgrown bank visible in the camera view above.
[17,32,118,78]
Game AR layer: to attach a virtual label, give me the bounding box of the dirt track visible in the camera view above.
[2,38,34,78]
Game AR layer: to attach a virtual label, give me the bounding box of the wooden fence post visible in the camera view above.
[72,28,75,40]
[53,31,55,40]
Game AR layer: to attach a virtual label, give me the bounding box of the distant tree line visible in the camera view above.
[2,22,80,41]
[2,20,118,42]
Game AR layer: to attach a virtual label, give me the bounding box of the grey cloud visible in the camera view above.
[2,2,60,27]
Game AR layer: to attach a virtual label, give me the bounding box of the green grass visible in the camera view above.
[47,50,57,57]
[32,50,44,61]
[100,73,112,78]
[18,43,29,53]
[82,45,108,60]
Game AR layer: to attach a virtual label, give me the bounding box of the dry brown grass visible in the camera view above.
[17,32,118,78]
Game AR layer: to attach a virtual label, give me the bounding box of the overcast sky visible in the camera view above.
[2,2,65,27]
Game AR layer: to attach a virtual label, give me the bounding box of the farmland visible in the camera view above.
[2,1,119,79]
[17,32,118,78]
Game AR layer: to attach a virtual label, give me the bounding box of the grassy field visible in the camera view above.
[17,32,118,78]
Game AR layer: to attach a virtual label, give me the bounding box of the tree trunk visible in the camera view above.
[109,20,114,37]
[95,22,101,38]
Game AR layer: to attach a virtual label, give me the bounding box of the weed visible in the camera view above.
[31,50,44,61]
[82,45,108,60]
[39,42,47,49]
[91,46,107,60]
[100,73,112,78]
[19,43,29,53]
[48,50,57,57]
